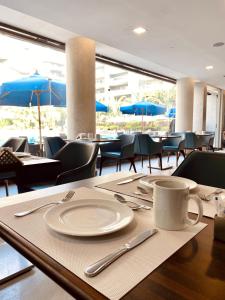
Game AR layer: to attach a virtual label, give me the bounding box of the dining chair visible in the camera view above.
[1,137,28,152]
[162,132,185,166]
[26,141,99,190]
[0,149,23,196]
[99,134,136,175]
[199,133,215,152]
[134,134,163,173]
[172,151,225,188]
[43,136,66,158]
[184,132,202,151]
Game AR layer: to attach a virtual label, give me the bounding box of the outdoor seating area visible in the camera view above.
[0,2,225,300]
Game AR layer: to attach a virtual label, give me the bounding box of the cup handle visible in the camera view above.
[185,195,203,226]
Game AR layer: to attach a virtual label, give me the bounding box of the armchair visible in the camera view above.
[172,151,225,188]
[199,133,214,152]
[26,141,99,190]
[44,136,66,158]
[134,134,163,173]
[2,137,28,152]
[99,134,136,175]
[162,133,185,166]
[184,132,202,151]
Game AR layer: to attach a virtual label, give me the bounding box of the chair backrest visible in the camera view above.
[172,151,225,188]
[118,134,135,146]
[172,132,185,139]
[199,133,215,147]
[163,136,182,147]
[0,149,23,172]
[54,141,99,173]
[44,136,66,158]
[134,134,162,155]
[184,132,199,149]
[2,138,28,152]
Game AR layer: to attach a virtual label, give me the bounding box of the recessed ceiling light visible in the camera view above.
[213,42,224,47]
[133,27,146,34]
[205,65,213,70]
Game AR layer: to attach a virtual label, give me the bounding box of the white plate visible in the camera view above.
[139,176,197,191]
[44,199,134,236]
[13,152,31,158]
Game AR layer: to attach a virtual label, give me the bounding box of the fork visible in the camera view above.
[114,193,151,210]
[199,188,223,201]
[14,190,75,217]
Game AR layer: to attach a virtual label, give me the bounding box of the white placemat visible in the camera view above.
[189,185,220,218]
[0,187,207,300]
[96,175,221,219]
[96,173,152,202]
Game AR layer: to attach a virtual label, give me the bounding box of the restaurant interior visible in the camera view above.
[0,1,225,299]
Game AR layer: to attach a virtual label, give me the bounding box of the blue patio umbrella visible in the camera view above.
[96,101,108,112]
[166,107,176,118]
[120,101,166,130]
[120,101,166,115]
[0,72,66,150]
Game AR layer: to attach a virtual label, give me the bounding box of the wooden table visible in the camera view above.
[17,156,61,192]
[0,172,224,300]
[151,134,182,142]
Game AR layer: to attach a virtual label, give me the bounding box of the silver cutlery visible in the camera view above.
[134,186,150,196]
[117,174,146,185]
[199,188,223,201]
[114,193,151,210]
[14,190,75,217]
[84,229,158,277]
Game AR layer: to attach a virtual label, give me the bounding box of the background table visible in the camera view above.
[17,156,61,192]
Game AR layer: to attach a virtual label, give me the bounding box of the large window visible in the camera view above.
[95,62,176,135]
[0,33,66,143]
[0,32,176,143]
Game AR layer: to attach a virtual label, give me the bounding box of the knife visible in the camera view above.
[84,229,158,277]
[117,174,146,185]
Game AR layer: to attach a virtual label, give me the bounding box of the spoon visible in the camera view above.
[134,186,150,196]
[114,194,151,210]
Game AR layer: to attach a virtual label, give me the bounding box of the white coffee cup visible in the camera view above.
[153,180,203,230]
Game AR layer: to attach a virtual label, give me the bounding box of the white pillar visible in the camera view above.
[193,82,207,132]
[66,37,96,139]
[175,77,194,132]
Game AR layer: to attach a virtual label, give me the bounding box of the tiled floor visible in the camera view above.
[97,154,180,177]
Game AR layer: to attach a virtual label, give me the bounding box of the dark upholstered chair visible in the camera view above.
[26,142,99,190]
[0,149,23,196]
[163,133,185,166]
[184,132,202,151]
[99,134,136,175]
[199,133,215,151]
[44,136,66,158]
[2,138,28,152]
[134,134,163,173]
[172,151,225,188]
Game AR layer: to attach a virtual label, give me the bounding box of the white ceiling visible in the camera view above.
[0,0,225,89]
